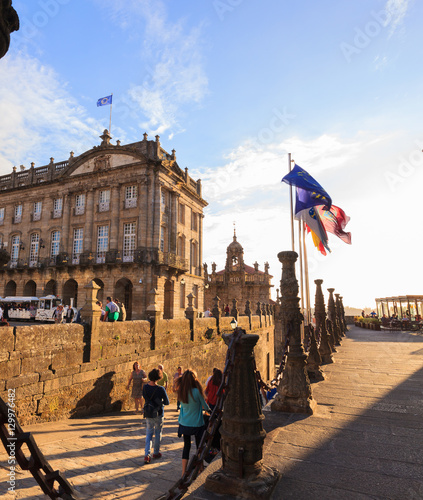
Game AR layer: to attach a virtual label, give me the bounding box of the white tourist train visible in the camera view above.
[0,295,78,322]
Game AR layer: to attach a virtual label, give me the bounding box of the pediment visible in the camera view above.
[68,152,141,177]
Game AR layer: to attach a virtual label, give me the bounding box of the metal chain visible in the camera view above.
[270,321,291,387]
[158,327,244,500]
[0,397,81,499]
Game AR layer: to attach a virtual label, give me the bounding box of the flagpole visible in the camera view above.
[288,153,295,252]
[298,219,305,316]
[302,221,311,325]
[109,93,113,133]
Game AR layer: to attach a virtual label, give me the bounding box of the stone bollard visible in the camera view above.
[315,279,334,363]
[327,288,342,345]
[335,294,345,338]
[271,251,316,414]
[339,296,347,333]
[205,328,280,498]
[146,288,161,350]
[80,280,102,362]
[185,292,197,341]
[306,324,324,381]
[256,302,262,328]
[245,300,252,330]
[231,298,239,320]
[212,295,221,333]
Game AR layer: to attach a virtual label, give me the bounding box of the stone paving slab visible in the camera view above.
[1,326,423,499]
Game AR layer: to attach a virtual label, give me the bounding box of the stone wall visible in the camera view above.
[0,310,274,425]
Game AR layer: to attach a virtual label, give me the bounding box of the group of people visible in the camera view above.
[96,296,126,322]
[53,304,78,324]
[126,362,223,473]
[203,304,231,318]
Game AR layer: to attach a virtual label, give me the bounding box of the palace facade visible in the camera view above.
[204,232,273,313]
[0,130,207,319]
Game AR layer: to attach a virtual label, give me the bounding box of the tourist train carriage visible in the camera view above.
[0,296,39,320]
[35,295,62,322]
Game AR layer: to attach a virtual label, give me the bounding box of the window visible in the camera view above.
[53,198,62,218]
[72,228,83,263]
[125,185,137,208]
[190,241,198,273]
[180,282,185,309]
[177,236,185,258]
[191,210,198,231]
[99,189,110,212]
[29,233,39,267]
[33,201,42,221]
[0,207,5,225]
[75,194,85,215]
[123,222,136,262]
[11,235,20,262]
[97,225,109,263]
[51,230,60,258]
[161,191,166,212]
[14,204,22,223]
[160,227,165,252]
[193,285,199,309]
[178,203,185,225]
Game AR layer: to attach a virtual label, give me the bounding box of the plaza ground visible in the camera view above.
[1,326,423,499]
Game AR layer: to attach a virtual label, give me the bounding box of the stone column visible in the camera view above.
[109,185,121,251]
[185,292,197,341]
[80,281,102,362]
[271,251,316,414]
[231,298,239,320]
[315,279,334,364]
[327,288,341,345]
[205,329,279,498]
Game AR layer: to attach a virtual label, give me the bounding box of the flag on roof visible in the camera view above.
[317,205,352,245]
[97,95,112,107]
[282,164,332,210]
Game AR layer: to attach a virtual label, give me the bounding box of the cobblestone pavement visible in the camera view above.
[2,327,423,500]
[0,405,187,499]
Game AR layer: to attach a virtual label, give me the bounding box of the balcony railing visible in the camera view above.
[99,201,110,212]
[125,198,137,209]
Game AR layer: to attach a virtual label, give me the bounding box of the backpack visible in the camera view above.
[143,387,159,419]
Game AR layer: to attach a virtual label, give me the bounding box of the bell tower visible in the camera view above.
[225,228,245,273]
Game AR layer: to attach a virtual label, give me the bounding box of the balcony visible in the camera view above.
[52,209,62,219]
[157,251,189,271]
[75,206,85,215]
[122,250,134,263]
[125,198,137,209]
[32,212,41,221]
[96,252,106,264]
[99,201,110,212]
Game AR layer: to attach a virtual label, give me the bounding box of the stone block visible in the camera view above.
[117,343,136,356]
[72,370,101,385]
[0,327,15,353]
[0,359,21,380]
[65,349,84,366]
[54,365,80,378]
[101,344,118,359]
[21,355,51,374]
[51,350,66,371]
[44,375,73,393]
[80,361,98,373]
[15,382,43,399]
[6,372,39,389]
[39,370,55,382]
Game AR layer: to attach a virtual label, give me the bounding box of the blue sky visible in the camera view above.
[0,0,422,310]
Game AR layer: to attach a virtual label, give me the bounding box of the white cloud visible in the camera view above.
[199,130,423,309]
[96,0,208,138]
[0,53,103,172]
[385,0,410,36]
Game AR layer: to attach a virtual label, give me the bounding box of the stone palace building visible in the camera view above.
[0,130,207,319]
[204,232,273,313]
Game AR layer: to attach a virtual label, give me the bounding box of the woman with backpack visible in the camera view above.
[177,369,210,475]
[142,368,169,464]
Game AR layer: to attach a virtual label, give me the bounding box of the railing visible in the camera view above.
[32,212,41,221]
[124,198,137,209]
[74,206,85,215]
[52,209,62,219]
[98,201,109,212]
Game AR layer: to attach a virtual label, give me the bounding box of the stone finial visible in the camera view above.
[100,129,112,146]
[264,262,269,274]
[187,292,195,310]
[256,301,262,316]
[31,162,35,168]
[276,288,280,301]
[245,300,251,317]
[212,296,221,319]
[203,263,208,276]
[327,288,341,345]
[155,134,160,142]
[143,132,148,141]
[116,140,121,146]
[254,261,259,272]
[146,288,161,313]
[205,329,280,496]
[211,262,217,273]
[184,167,188,182]
[12,166,16,172]
[19,165,25,171]
[69,151,74,158]
[50,157,54,164]
[314,279,333,365]
[231,298,238,320]
[171,149,176,160]
[271,251,315,414]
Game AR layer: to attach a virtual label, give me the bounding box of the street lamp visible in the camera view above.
[230,318,237,330]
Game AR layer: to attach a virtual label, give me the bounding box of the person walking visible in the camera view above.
[173,366,183,411]
[157,364,168,390]
[143,368,169,464]
[205,368,222,411]
[127,361,147,412]
[177,369,210,475]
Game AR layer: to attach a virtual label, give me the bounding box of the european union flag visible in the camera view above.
[282,164,332,210]
[97,95,112,107]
